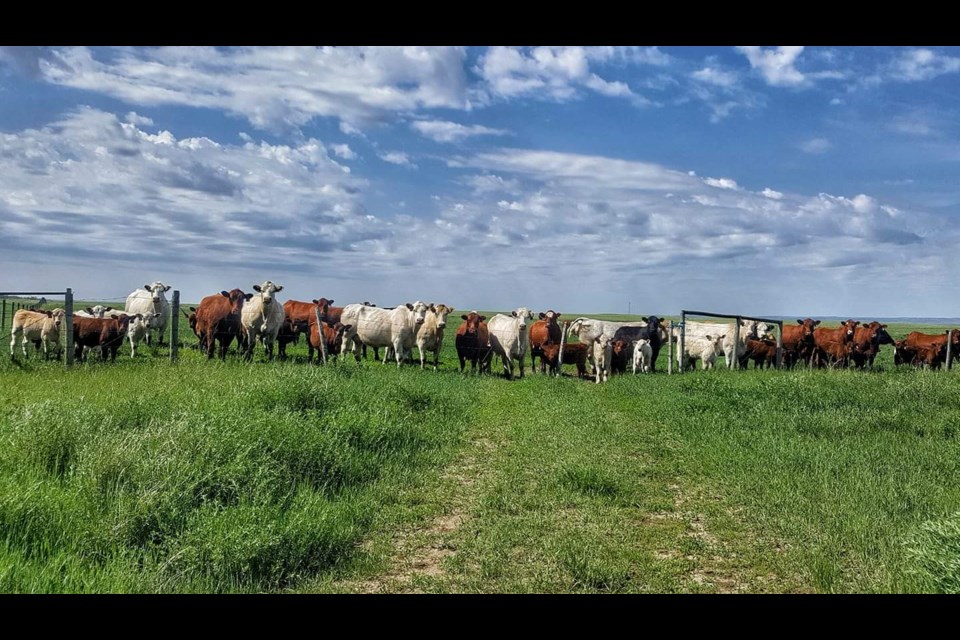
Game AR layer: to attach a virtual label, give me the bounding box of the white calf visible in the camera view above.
[10,309,65,359]
[632,339,653,374]
[593,335,612,383]
[126,313,161,357]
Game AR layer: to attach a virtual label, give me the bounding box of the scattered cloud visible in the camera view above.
[692,66,738,88]
[331,143,357,160]
[736,46,807,87]
[888,48,960,82]
[799,137,832,154]
[378,151,416,168]
[411,119,508,143]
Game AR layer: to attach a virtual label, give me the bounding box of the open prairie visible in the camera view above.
[2,303,959,593]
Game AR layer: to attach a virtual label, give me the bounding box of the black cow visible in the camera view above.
[611,316,664,372]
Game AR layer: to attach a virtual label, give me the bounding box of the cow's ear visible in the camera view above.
[190,306,196,312]
[539,312,546,319]
[461,314,469,320]
[163,285,171,291]
[144,284,152,292]
[555,313,561,318]
[85,307,93,314]
[814,320,821,326]
[43,310,52,317]
[512,311,518,317]
[881,324,887,328]
[342,324,352,332]
[220,291,230,298]
[328,299,334,305]
[406,303,414,310]
[479,315,486,322]
[253,285,262,292]
[797,319,803,324]
[705,335,712,341]
[105,307,113,311]
[275,285,283,292]
[642,316,649,322]
[244,293,254,301]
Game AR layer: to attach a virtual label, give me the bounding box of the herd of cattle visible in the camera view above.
[7,280,960,382]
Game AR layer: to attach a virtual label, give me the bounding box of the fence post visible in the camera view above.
[732,317,741,370]
[668,320,673,375]
[946,329,952,371]
[775,321,783,369]
[679,313,686,374]
[65,288,74,367]
[170,290,180,363]
[1,299,5,329]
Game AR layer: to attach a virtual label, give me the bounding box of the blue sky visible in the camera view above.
[1,46,959,316]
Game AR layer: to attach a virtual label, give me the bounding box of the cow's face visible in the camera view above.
[797,318,819,341]
[539,310,561,324]
[512,307,534,330]
[461,312,482,335]
[843,319,860,339]
[405,301,429,325]
[144,282,170,303]
[642,316,663,332]
[253,281,283,306]
[434,304,453,329]
[224,289,251,312]
[312,298,334,319]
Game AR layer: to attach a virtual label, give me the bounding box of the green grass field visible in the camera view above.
[2,300,960,592]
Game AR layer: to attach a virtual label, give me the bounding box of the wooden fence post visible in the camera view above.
[679,313,686,374]
[1,299,5,329]
[668,320,673,375]
[65,288,74,367]
[732,317,741,370]
[775,321,783,369]
[946,329,953,371]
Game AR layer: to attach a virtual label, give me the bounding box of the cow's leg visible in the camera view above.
[9,327,18,358]
[518,354,525,379]
[433,347,440,372]
[393,338,404,368]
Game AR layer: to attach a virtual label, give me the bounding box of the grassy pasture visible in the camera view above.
[2,301,960,592]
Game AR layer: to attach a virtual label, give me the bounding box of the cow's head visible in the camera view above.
[796,318,820,342]
[433,304,454,329]
[460,312,485,335]
[611,339,630,357]
[642,316,663,333]
[842,319,860,340]
[539,310,561,325]
[312,297,334,320]
[144,282,171,303]
[404,301,429,325]
[221,289,252,312]
[252,281,283,306]
[362,301,376,307]
[511,307,535,331]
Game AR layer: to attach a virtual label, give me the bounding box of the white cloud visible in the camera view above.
[378,151,416,168]
[889,48,960,82]
[461,173,520,195]
[477,46,660,105]
[28,46,470,132]
[692,66,738,88]
[704,177,740,190]
[411,119,508,143]
[331,143,357,160]
[799,137,832,154]
[761,188,784,200]
[124,111,153,126]
[736,46,807,87]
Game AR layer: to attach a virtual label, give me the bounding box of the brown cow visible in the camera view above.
[195,289,252,360]
[902,329,960,369]
[72,314,133,362]
[849,322,894,369]
[740,337,778,369]
[781,318,820,368]
[528,310,562,374]
[541,342,590,378]
[307,315,352,364]
[610,339,632,375]
[455,312,492,374]
[817,339,852,368]
[813,320,859,368]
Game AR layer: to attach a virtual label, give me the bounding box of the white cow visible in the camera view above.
[487,307,535,379]
[126,312,161,358]
[340,301,429,367]
[74,305,113,318]
[676,333,726,371]
[415,303,454,370]
[9,308,65,359]
[632,339,653,374]
[593,335,612,383]
[674,319,771,369]
[240,281,285,361]
[125,282,171,345]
